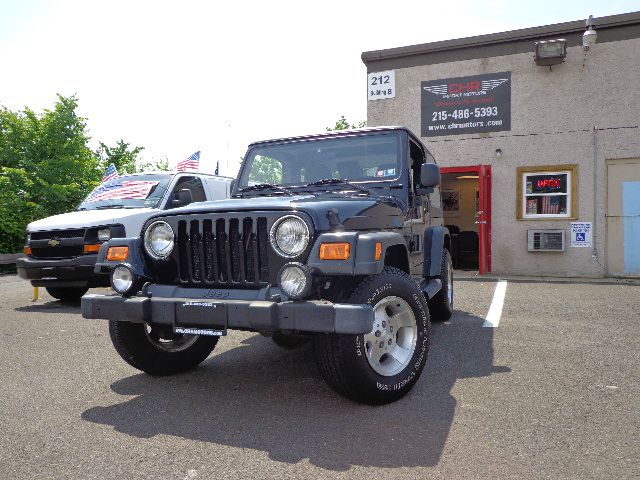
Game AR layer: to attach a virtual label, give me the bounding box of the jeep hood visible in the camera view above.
[161,195,405,231]
[27,207,159,232]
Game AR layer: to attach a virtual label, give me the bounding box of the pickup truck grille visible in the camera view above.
[176,216,270,286]
[30,229,86,259]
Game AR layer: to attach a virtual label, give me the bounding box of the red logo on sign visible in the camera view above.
[449,81,481,94]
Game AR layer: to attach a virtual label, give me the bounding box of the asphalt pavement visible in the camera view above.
[0,274,638,479]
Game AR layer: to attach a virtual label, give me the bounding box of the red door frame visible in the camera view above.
[440,165,492,275]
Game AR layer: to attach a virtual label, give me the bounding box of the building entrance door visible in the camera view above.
[606,159,640,276]
[440,165,492,275]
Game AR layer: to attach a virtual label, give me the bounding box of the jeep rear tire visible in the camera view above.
[108,321,218,376]
[46,286,89,302]
[428,249,454,321]
[313,267,430,404]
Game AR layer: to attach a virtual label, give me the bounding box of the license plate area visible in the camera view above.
[174,301,227,336]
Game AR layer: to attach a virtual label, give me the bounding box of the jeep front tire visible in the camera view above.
[109,321,218,376]
[313,267,430,404]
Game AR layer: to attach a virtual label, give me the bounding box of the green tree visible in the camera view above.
[248,156,282,184]
[95,140,144,175]
[137,156,169,172]
[0,95,144,253]
[326,115,366,131]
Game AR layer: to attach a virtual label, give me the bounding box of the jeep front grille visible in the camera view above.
[176,216,269,285]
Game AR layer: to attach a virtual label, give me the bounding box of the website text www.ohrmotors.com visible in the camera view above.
[428,119,503,131]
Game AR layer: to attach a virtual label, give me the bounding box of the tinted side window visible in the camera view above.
[171,176,207,202]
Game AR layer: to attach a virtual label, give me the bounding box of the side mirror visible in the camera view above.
[171,189,193,208]
[420,163,441,188]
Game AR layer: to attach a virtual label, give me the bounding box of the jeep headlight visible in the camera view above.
[144,221,174,259]
[270,215,310,257]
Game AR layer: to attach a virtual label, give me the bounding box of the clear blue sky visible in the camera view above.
[1,0,638,174]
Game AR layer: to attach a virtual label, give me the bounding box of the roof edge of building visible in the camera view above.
[361,11,640,65]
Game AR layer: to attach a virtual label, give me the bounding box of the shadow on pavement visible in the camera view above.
[82,312,510,471]
[15,300,80,314]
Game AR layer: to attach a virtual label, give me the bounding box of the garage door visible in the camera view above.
[606,159,640,276]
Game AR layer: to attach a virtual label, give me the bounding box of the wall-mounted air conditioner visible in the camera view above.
[527,229,565,252]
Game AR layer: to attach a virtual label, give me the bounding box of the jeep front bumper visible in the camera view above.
[81,285,374,335]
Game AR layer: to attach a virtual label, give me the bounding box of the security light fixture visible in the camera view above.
[583,15,597,50]
[495,148,503,157]
[534,39,567,66]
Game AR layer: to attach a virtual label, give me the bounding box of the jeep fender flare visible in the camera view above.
[306,231,409,275]
[422,226,450,278]
[94,237,153,280]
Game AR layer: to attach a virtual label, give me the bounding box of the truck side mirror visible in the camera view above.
[171,189,193,208]
[420,163,441,188]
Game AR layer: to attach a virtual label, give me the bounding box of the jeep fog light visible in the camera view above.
[111,265,136,295]
[278,263,311,300]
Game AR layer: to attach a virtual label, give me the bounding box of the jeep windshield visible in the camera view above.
[237,132,401,194]
[78,174,171,210]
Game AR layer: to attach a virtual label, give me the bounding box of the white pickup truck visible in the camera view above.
[17,171,233,301]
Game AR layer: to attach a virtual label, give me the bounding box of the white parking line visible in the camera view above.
[482,280,507,328]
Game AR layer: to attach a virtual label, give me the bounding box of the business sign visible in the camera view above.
[368,70,395,100]
[421,71,511,137]
[570,222,592,248]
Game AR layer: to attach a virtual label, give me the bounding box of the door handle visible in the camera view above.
[475,221,487,224]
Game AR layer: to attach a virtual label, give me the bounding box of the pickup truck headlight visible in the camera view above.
[270,215,310,257]
[97,228,111,241]
[144,221,174,259]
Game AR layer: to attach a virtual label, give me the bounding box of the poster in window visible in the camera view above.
[442,190,460,216]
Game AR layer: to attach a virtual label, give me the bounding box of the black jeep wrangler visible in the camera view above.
[82,127,453,404]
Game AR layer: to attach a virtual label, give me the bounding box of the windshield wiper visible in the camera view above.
[238,183,294,196]
[94,204,126,209]
[305,178,372,195]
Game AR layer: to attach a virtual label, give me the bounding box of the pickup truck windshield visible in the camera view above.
[237,132,401,189]
[79,174,171,210]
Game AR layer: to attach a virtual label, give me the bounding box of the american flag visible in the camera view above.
[177,151,200,172]
[101,163,119,182]
[82,180,159,205]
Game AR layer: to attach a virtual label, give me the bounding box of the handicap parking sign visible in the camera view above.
[570,222,592,248]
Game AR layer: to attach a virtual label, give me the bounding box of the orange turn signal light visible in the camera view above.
[375,242,382,261]
[83,243,101,254]
[24,246,32,256]
[319,242,350,260]
[106,246,129,261]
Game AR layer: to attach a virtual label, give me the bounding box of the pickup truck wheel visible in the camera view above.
[271,333,309,350]
[427,249,454,321]
[313,266,430,404]
[45,286,89,302]
[108,321,218,376]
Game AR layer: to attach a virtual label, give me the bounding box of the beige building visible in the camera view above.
[362,12,640,278]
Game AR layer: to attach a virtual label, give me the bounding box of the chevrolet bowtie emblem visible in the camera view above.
[48,239,61,247]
